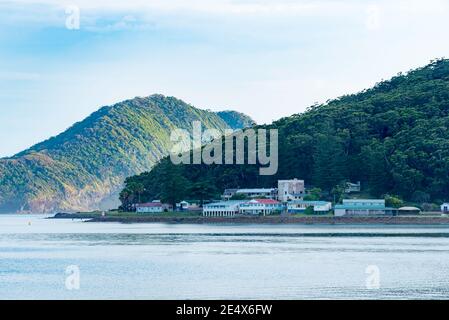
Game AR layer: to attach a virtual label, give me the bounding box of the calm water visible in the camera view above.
[1,214,449,300]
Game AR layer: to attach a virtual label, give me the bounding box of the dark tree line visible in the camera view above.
[121,59,449,209]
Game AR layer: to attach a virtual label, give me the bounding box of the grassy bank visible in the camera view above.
[52,212,449,225]
[53,211,201,218]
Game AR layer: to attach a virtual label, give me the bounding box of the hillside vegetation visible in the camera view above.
[121,60,449,208]
[0,95,253,213]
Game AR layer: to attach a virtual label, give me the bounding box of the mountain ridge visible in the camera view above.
[120,59,449,208]
[0,94,255,213]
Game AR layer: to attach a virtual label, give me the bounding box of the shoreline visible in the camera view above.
[52,213,449,225]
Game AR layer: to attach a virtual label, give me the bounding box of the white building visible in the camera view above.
[176,201,190,211]
[202,201,245,217]
[334,199,393,217]
[345,181,361,193]
[222,189,238,200]
[235,188,278,199]
[278,179,305,202]
[136,202,164,213]
[239,199,282,216]
[221,188,277,200]
[442,203,449,213]
[287,201,332,214]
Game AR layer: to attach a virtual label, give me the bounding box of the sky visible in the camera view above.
[1,0,449,157]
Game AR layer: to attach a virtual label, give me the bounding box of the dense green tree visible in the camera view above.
[385,195,404,208]
[121,59,449,206]
[312,134,347,190]
[304,206,315,215]
[361,141,393,197]
[0,95,253,213]
[331,182,346,204]
[159,162,189,209]
[304,188,322,201]
[189,179,219,206]
[230,193,249,200]
[411,191,431,204]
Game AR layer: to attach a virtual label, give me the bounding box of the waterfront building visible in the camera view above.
[202,201,245,217]
[442,203,449,213]
[334,199,394,216]
[287,200,332,214]
[235,188,278,199]
[221,188,277,200]
[278,179,305,202]
[239,199,283,216]
[136,202,164,213]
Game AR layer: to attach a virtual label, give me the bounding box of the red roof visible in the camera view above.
[136,202,163,208]
[248,199,280,205]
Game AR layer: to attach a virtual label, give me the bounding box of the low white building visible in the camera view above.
[221,188,277,200]
[287,201,332,214]
[442,203,449,213]
[334,199,393,217]
[235,188,278,199]
[136,202,164,213]
[239,199,282,216]
[202,201,245,217]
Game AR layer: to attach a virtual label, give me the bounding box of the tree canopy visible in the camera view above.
[121,59,449,207]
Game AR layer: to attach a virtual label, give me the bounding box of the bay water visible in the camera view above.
[1,214,449,299]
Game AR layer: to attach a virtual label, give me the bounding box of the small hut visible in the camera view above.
[397,207,421,215]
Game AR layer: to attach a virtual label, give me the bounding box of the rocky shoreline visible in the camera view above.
[52,213,449,225]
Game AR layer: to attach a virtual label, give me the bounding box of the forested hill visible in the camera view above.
[0,94,254,213]
[121,59,449,208]
[216,111,256,129]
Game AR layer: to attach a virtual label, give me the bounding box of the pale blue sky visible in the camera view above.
[1,0,449,157]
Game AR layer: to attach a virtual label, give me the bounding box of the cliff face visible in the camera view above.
[0,94,254,213]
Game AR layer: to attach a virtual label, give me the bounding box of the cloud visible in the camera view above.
[3,0,449,20]
[0,0,360,37]
[4,0,334,14]
[1,0,446,37]
[365,5,381,31]
[0,72,41,81]
[0,0,363,24]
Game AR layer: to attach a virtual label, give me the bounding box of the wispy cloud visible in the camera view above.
[2,0,447,33]
[6,0,448,15]
[0,71,41,81]
[3,0,340,15]
[1,0,449,157]
[0,0,369,30]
